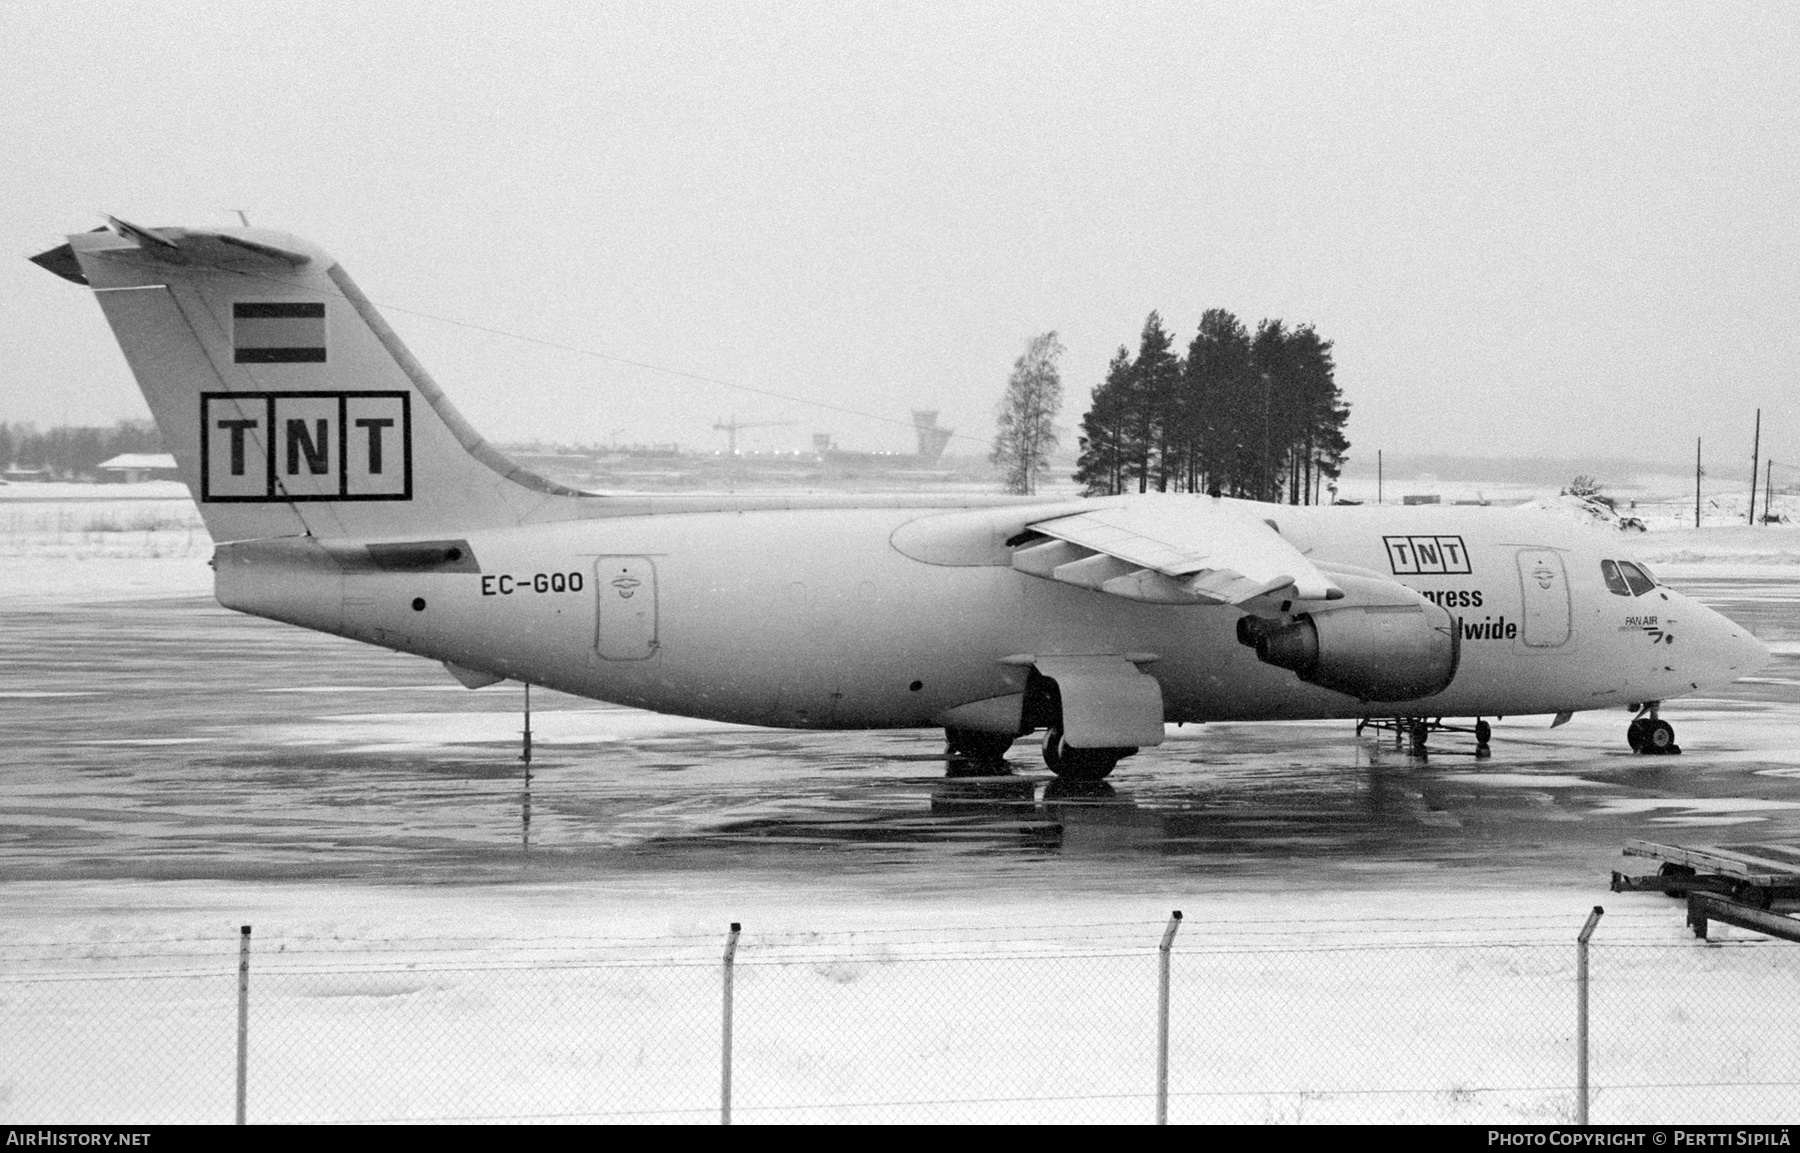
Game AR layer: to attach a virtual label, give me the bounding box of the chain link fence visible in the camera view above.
[1589,940,1800,1122]
[2,911,1797,1124]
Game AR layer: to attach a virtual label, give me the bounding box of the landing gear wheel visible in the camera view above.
[945,728,1015,762]
[1041,726,1127,781]
[1659,861,1696,899]
[1731,880,1773,910]
[1627,719,1649,752]
[1474,720,1492,747]
[1642,719,1676,754]
[1408,719,1430,754]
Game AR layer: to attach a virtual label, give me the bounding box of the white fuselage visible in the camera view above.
[215,498,1767,730]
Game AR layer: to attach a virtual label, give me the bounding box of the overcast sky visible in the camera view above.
[3,1,1795,476]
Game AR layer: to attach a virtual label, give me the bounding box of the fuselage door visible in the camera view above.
[595,556,658,660]
[1515,548,1571,648]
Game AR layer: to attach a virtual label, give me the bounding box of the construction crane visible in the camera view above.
[713,417,798,457]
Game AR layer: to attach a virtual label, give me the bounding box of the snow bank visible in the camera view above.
[0,480,193,502]
[1514,493,1648,532]
[0,488,212,603]
[1497,494,1800,572]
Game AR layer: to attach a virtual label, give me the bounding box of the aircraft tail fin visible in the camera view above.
[34,219,590,543]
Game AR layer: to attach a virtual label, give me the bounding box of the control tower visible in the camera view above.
[911,411,954,463]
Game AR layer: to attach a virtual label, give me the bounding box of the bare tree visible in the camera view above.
[992,331,1065,495]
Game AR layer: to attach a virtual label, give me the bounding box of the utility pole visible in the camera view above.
[1749,408,1761,526]
[1695,438,1703,529]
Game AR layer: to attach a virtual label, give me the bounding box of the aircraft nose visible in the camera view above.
[1727,627,1772,677]
[1697,601,1770,681]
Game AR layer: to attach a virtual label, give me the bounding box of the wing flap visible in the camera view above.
[1017,496,1341,605]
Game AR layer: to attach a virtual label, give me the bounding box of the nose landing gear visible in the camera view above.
[1626,704,1680,755]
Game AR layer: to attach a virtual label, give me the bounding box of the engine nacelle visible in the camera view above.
[1237,574,1461,702]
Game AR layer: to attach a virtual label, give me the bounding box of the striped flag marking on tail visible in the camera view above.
[233,302,326,363]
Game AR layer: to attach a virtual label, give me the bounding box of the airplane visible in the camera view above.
[30,219,1772,780]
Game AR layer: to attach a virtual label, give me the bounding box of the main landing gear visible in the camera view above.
[1626,703,1679,755]
[942,725,1135,782]
[944,727,1015,774]
[1040,724,1134,782]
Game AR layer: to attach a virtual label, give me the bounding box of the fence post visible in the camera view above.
[1576,905,1603,1125]
[722,922,741,1126]
[1157,910,1183,1125]
[236,924,251,1125]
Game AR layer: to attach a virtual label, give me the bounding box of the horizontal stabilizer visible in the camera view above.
[28,243,86,284]
[105,215,180,250]
[31,215,318,276]
[213,232,310,266]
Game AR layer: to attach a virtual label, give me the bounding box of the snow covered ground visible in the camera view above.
[0,483,209,604]
[3,482,1799,1124]
[3,882,1796,1124]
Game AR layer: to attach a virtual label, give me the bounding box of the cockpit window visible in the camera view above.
[1617,561,1656,596]
[1600,560,1631,596]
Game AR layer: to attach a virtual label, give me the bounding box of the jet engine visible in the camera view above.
[1236,573,1461,702]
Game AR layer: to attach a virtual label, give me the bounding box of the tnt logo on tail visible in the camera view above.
[200,391,412,503]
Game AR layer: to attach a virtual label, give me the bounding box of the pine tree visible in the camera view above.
[1286,325,1346,504]
[1182,309,1254,496]
[1073,347,1134,496]
[991,331,1066,496]
[1132,312,1182,492]
[1075,310,1352,503]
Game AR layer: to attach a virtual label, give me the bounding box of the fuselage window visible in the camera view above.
[1601,559,1631,596]
[1617,561,1656,596]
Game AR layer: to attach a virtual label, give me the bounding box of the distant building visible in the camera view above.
[911,411,954,463]
[97,452,179,483]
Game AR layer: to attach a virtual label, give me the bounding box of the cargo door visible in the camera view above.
[1516,549,1571,648]
[595,556,658,660]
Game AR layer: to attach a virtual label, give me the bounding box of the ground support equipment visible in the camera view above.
[1610,838,1800,911]
[1683,891,1800,943]
[1356,715,1493,758]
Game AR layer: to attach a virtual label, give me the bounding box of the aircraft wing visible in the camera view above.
[1013,497,1342,605]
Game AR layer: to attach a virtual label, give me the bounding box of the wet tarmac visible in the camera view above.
[2,576,1796,893]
